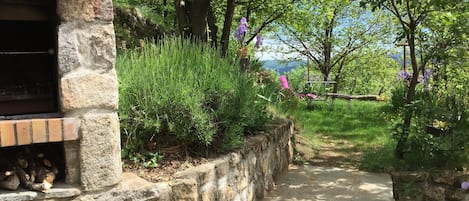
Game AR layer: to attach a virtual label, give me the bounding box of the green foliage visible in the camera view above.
[117,38,271,158]
[123,150,162,168]
[272,0,397,104]
[114,0,175,24]
[340,48,400,96]
[387,64,469,170]
[359,143,402,172]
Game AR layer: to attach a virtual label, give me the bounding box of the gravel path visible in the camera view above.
[264,165,393,201]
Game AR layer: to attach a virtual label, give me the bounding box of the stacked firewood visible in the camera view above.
[0,147,58,192]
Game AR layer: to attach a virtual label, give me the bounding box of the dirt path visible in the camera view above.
[264,134,394,200]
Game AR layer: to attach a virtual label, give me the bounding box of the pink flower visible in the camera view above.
[279,75,290,89]
[306,93,317,99]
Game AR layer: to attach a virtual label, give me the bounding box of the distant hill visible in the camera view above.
[261,60,306,75]
[261,54,404,74]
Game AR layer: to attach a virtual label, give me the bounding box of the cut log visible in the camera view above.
[324,93,383,101]
[0,174,20,190]
[15,165,34,189]
[0,170,14,181]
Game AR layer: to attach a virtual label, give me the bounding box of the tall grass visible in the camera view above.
[117,38,270,158]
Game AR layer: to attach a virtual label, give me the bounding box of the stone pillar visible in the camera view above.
[57,0,121,192]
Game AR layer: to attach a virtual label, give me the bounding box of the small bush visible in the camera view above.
[117,38,271,159]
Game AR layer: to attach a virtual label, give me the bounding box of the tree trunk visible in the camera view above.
[395,24,420,159]
[220,0,236,56]
[190,0,211,41]
[207,4,218,48]
[174,0,189,36]
[246,0,252,21]
[174,0,211,40]
[333,58,346,95]
[163,0,168,20]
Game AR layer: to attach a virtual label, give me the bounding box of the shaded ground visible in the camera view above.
[265,131,393,200]
[123,156,212,182]
[295,134,362,169]
[264,165,393,201]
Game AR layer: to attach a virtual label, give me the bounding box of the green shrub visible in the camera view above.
[387,66,469,170]
[117,38,271,160]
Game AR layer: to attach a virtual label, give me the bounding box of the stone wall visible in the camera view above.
[73,119,294,201]
[391,171,469,201]
[57,0,121,192]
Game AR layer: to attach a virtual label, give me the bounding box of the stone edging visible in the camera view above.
[77,118,294,201]
[391,170,469,201]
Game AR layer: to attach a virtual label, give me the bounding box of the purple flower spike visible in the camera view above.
[233,17,248,42]
[234,29,243,41]
[240,17,248,26]
[423,68,431,81]
[255,34,263,48]
[461,182,469,190]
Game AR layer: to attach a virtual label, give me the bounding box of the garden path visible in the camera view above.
[264,135,393,201]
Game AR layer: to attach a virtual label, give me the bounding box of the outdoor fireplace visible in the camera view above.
[0,0,120,200]
[0,0,59,116]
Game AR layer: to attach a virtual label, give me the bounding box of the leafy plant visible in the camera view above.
[117,37,271,160]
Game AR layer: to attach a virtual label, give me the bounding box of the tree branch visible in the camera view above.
[389,0,410,28]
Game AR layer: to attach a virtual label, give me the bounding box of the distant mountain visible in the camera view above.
[261,53,405,74]
[261,60,306,75]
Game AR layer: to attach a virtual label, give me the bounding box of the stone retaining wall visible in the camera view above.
[74,119,294,201]
[391,171,469,201]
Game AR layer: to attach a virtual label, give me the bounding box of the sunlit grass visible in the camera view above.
[285,99,398,172]
[290,100,391,147]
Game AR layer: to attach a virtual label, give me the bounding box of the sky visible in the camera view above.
[254,38,303,61]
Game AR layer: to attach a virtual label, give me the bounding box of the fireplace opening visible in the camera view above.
[0,0,59,118]
[0,143,65,191]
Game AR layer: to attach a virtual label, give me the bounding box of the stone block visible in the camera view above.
[93,0,114,21]
[79,113,121,191]
[93,173,172,201]
[175,163,216,185]
[87,24,116,72]
[229,152,241,167]
[200,182,216,201]
[64,141,81,185]
[239,188,249,201]
[57,0,113,21]
[214,158,230,177]
[246,152,257,169]
[432,171,455,185]
[57,0,95,21]
[237,165,249,191]
[58,23,116,75]
[60,72,118,111]
[58,23,81,75]
[218,184,235,201]
[424,186,445,201]
[247,182,255,201]
[170,179,198,201]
